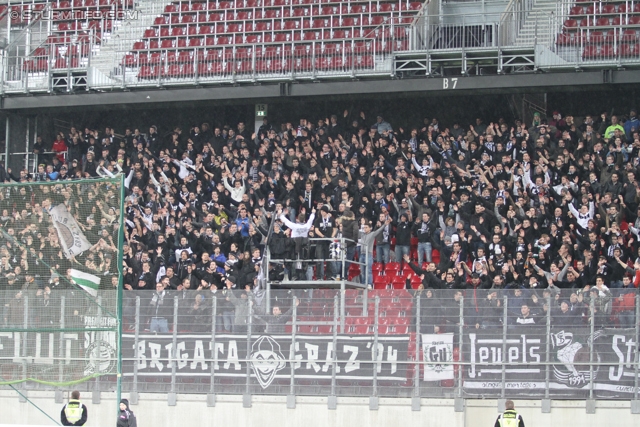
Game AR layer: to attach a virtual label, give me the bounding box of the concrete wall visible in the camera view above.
[1,391,638,427]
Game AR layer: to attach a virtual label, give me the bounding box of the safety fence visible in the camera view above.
[0,177,124,389]
[114,288,640,399]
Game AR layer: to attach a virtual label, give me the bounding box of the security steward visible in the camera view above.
[494,400,525,427]
[61,390,88,426]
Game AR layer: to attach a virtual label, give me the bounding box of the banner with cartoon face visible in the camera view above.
[122,333,410,389]
[463,327,640,397]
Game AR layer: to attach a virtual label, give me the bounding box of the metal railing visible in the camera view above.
[6,1,640,93]
[2,279,638,401]
[95,289,640,400]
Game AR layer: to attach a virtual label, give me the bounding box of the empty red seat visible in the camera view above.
[138,65,160,79]
[165,51,178,63]
[161,39,174,48]
[245,34,261,43]
[589,31,604,43]
[373,275,388,289]
[600,44,614,57]
[630,16,640,25]
[384,262,401,275]
[621,30,638,43]
[171,27,185,36]
[182,64,195,77]
[293,7,309,17]
[164,64,181,77]
[365,16,385,26]
[391,276,405,289]
[582,44,599,58]
[263,9,278,19]
[595,17,610,26]
[601,4,616,14]
[619,43,633,56]
[353,54,374,68]
[569,6,584,16]
[556,33,572,45]
[604,29,617,43]
[612,17,622,26]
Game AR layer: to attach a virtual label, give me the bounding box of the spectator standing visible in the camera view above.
[494,400,525,427]
[117,399,137,427]
[60,391,88,426]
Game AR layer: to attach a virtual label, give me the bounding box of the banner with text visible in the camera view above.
[122,333,409,389]
[463,327,640,397]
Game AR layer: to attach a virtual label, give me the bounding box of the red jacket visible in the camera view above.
[52,139,67,162]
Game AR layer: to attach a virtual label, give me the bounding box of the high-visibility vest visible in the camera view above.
[498,410,520,427]
[64,400,83,423]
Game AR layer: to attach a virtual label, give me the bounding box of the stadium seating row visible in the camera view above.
[123,0,423,79]
[557,28,640,44]
[135,54,376,78]
[569,2,640,16]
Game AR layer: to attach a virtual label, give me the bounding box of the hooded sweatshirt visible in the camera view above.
[117,399,137,427]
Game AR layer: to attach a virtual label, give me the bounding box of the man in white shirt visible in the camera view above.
[568,200,595,231]
[278,208,316,280]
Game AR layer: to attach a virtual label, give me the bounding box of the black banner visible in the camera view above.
[463,327,640,397]
[123,333,409,388]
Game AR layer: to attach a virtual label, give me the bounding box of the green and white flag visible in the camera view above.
[50,204,92,258]
[70,269,101,297]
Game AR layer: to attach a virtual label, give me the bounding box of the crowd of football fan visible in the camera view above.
[1,108,639,332]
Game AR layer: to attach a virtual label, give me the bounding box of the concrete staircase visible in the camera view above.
[513,0,559,47]
[89,0,169,81]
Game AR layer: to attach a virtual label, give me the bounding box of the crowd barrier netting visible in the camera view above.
[120,288,640,399]
[0,177,123,388]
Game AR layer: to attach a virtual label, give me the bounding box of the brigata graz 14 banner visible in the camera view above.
[463,327,640,397]
[122,333,409,389]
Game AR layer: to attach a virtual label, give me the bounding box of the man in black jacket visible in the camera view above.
[413,212,435,264]
[395,213,412,267]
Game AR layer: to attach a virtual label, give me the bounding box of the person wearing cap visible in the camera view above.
[61,390,88,426]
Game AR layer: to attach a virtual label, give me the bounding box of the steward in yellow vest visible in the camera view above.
[494,400,525,427]
[61,391,88,426]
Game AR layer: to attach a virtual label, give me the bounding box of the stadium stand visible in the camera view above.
[15,0,424,78]
[21,0,136,73]
[558,0,640,61]
[127,0,424,79]
[2,105,639,338]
